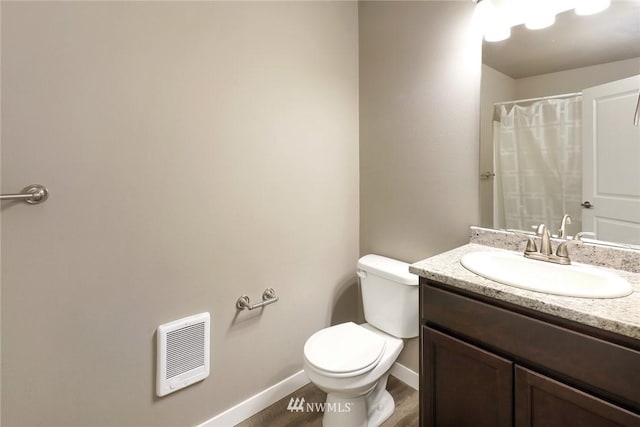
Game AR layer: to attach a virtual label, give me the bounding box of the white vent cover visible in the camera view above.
[156,312,210,397]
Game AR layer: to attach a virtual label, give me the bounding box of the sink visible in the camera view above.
[460,251,633,298]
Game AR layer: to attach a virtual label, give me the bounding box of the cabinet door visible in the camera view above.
[515,366,640,427]
[421,326,513,427]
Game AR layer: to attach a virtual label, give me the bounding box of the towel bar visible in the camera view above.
[0,184,49,205]
[236,288,279,310]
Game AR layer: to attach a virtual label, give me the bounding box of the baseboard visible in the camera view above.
[197,362,418,427]
[196,370,310,427]
[390,362,419,391]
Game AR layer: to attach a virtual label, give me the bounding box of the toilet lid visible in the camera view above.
[304,322,386,374]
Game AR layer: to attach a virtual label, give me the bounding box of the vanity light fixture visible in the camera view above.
[524,13,556,30]
[473,0,514,42]
[523,0,558,30]
[475,0,611,42]
[484,26,511,42]
[575,0,611,16]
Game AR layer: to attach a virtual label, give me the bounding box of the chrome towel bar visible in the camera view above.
[0,184,49,205]
[236,288,279,311]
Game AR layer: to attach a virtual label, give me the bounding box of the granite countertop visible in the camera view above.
[409,243,640,341]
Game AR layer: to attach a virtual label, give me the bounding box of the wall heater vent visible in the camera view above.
[157,312,210,397]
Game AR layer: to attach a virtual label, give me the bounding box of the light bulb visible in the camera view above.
[575,0,611,16]
[525,13,556,30]
[473,0,492,33]
[475,0,514,42]
[484,26,511,42]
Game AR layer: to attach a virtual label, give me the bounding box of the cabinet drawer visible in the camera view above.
[421,284,640,411]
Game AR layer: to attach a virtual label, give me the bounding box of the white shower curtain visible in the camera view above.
[493,96,582,234]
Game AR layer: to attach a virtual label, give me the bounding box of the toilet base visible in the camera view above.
[322,394,367,427]
[366,374,395,427]
[321,374,395,427]
[367,390,394,427]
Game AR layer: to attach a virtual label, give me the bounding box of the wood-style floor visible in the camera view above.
[236,376,418,427]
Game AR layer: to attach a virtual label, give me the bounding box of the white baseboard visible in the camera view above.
[197,362,418,427]
[196,370,310,427]
[390,362,419,391]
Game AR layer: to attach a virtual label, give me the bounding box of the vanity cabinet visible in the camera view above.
[515,366,639,426]
[422,326,512,427]
[419,279,640,427]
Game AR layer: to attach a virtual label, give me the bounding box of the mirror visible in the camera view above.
[479,1,640,247]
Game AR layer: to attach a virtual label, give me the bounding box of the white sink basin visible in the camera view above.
[460,251,633,298]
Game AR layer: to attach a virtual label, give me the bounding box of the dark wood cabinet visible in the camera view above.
[420,279,640,427]
[422,326,512,427]
[515,367,640,427]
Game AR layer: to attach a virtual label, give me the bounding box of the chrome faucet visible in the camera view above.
[515,225,596,265]
[522,224,570,265]
[558,214,572,239]
[523,224,566,262]
[537,224,553,256]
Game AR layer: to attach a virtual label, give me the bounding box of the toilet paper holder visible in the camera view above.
[236,288,279,311]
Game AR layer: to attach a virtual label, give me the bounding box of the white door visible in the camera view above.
[582,75,640,245]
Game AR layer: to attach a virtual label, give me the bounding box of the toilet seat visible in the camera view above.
[304,322,386,378]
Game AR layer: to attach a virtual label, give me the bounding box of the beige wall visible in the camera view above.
[359,1,481,371]
[1,2,359,426]
[2,1,485,424]
[479,65,516,228]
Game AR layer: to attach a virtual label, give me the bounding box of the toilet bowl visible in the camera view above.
[303,322,403,427]
[303,255,418,427]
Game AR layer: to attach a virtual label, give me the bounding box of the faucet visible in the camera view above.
[558,214,572,239]
[536,224,553,256]
[514,225,597,265]
[523,223,570,265]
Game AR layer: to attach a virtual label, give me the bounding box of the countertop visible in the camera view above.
[410,243,640,341]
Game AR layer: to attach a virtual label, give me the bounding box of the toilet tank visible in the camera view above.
[357,254,419,338]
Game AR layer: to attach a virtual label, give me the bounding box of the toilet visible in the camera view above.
[303,254,418,427]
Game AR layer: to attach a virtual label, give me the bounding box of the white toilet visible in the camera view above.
[303,254,419,427]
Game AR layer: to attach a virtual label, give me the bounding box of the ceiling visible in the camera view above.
[482,1,640,79]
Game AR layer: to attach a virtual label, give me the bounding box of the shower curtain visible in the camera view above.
[493,95,582,234]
